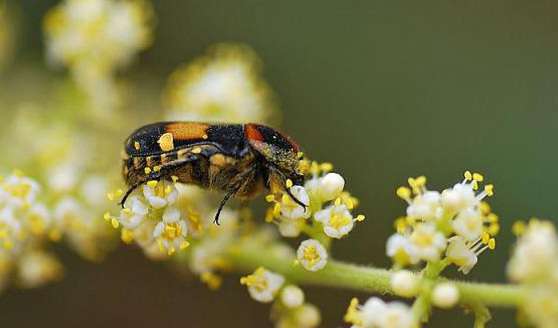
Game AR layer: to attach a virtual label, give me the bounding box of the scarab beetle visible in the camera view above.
[121,122,307,224]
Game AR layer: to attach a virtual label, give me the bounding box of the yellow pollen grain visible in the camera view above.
[192,146,202,154]
[202,134,208,140]
[320,162,333,172]
[106,192,115,201]
[144,167,152,175]
[285,179,293,188]
[355,214,365,222]
[473,172,484,182]
[265,194,276,202]
[297,151,304,159]
[147,180,158,188]
[153,165,161,172]
[481,232,490,244]
[201,272,222,290]
[180,241,190,250]
[512,221,526,236]
[103,212,111,221]
[111,218,119,229]
[157,133,175,152]
[121,229,134,244]
[396,186,411,199]
[488,223,500,236]
[484,184,494,196]
[488,238,496,250]
[134,141,141,150]
[464,171,473,181]
[171,175,179,183]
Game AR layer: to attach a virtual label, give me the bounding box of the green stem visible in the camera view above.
[225,242,525,308]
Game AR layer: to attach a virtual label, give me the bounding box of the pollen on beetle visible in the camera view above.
[157,133,175,152]
[192,146,202,154]
[134,141,141,150]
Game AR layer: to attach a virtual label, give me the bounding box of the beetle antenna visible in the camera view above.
[119,183,141,208]
[284,185,308,208]
[267,165,308,208]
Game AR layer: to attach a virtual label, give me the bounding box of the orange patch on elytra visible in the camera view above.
[165,122,210,141]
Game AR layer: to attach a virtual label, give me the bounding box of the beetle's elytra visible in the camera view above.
[121,121,306,224]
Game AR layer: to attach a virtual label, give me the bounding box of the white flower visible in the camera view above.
[507,220,558,283]
[446,236,478,274]
[80,176,108,206]
[0,206,22,252]
[280,186,311,220]
[292,303,321,328]
[360,297,414,328]
[118,196,148,229]
[406,190,442,221]
[452,207,483,241]
[386,234,419,266]
[241,267,285,303]
[390,270,419,297]
[47,164,79,192]
[26,203,52,236]
[278,219,302,238]
[305,173,345,202]
[281,285,305,308]
[432,283,460,308]
[16,250,62,289]
[142,181,178,209]
[360,297,387,327]
[153,208,189,256]
[164,44,274,123]
[1,174,40,208]
[440,183,477,213]
[296,239,328,272]
[408,223,447,262]
[314,204,354,238]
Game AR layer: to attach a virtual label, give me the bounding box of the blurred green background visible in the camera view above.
[2,0,558,327]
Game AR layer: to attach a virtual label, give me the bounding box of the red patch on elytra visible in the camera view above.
[245,124,264,142]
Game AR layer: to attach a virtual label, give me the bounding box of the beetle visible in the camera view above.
[121,121,307,224]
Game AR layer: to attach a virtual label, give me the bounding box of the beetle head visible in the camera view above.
[245,123,304,187]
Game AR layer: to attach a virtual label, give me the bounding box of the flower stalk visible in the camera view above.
[225,240,525,309]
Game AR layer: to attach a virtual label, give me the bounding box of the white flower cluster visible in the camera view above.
[386,172,498,274]
[507,219,558,328]
[266,162,364,241]
[345,297,414,328]
[0,172,62,290]
[110,179,191,257]
[44,0,152,72]
[43,0,153,111]
[241,268,321,328]
[165,43,276,123]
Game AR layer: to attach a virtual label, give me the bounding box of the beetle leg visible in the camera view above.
[119,155,199,207]
[213,167,256,225]
[120,182,142,208]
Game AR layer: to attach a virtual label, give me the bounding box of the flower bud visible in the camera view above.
[432,282,459,308]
